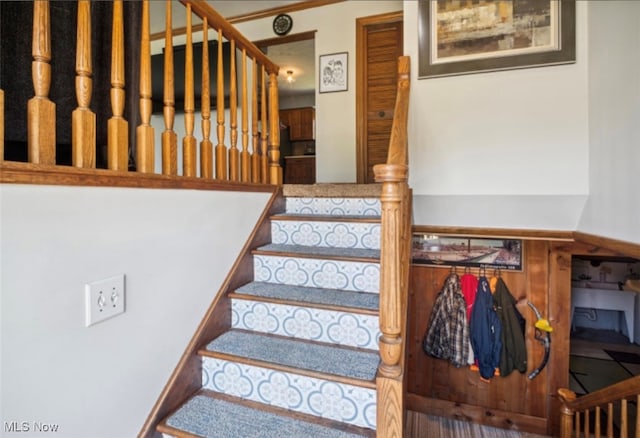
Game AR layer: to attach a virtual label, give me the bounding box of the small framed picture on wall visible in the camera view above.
[319,52,348,93]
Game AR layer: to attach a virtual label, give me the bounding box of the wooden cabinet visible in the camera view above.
[284,156,315,184]
[280,107,315,141]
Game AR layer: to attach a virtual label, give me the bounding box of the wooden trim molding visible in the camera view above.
[0,161,275,193]
[254,30,317,49]
[413,226,639,258]
[226,0,345,24]
[573,231,640,259]
[406,393,548,436]
[413,225,575,241]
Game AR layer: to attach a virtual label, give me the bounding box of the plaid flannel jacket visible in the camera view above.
[423,273,470,367]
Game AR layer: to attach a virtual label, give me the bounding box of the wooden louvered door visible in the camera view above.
[356,12,403,183]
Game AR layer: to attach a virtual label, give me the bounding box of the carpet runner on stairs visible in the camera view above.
[158,191,382,437]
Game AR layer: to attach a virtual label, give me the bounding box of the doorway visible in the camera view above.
[355,11,403,184]
[255,32,317,183]
[569,255,640,397]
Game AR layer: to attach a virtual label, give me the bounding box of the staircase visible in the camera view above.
[156,185,383,437]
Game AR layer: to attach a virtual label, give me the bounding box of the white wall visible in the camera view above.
[578,1,640,244]
[0,185,270,437]
[403,1,592,231]
[233,1,404,183]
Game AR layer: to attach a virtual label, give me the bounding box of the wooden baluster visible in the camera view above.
[228,40,239,181]
[585,408,591,438]
[575,411,581,437]
[136,0,154,173]
[595,406,601,438]
[182,5,196,177]
[621,399,628,438]
[72,0,95,168]
[251,58,260,183]
[215,30,227,180]
[636,395,640,438]
[240,49,250,182]
[107,0,128,171]
[28,0,56,165]
[200,18,213,179]
[608,402,614,438]
[260,65,268,184]
[0,89,4,161]
[267,71,281,185]
[161,0,177,175]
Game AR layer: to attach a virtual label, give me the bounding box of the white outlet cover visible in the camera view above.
[85,274,125,327]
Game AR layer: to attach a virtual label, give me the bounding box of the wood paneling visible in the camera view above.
[407,240,553,433]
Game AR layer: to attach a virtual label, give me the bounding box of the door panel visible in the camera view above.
[356,13,403,183]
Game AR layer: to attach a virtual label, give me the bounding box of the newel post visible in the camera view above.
[375,163,408,376]
[374,162,408,438]
[558,388,576,438]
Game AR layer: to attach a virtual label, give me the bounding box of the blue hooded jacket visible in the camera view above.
[470,276,503,380]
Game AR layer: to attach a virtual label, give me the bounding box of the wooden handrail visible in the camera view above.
[558,375,640,438]
[179,0,279,76]
[373,55,411,438]
[385,56,410,167]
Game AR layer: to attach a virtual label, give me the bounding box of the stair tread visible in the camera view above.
[235,282,379,312]
[163,392,373,438]
[205,330,379,381]
[255,243,380,260]
[283,183,381,198]
[272,213,381,222]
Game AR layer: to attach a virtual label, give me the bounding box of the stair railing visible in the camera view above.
[558,375,640,437]
[1,0,282,186]
[373,55,411,438]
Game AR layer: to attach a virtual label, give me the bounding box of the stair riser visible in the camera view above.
[232,299,380,350]
[254,255,380,293]
[271,220,380,250]
[286,198,381,216]
[202,357,377,430]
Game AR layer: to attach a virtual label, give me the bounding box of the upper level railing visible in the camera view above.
[0,0,281,186]
[373,55,411,438]
[558,375,640,438]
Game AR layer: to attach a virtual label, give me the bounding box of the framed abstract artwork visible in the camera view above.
[418,0,576,78]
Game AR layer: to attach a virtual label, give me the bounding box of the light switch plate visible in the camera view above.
[85,274,125,327]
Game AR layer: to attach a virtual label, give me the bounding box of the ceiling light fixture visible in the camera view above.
[286,70,295,84]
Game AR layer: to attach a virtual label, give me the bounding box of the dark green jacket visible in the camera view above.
[493,278,527,376]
